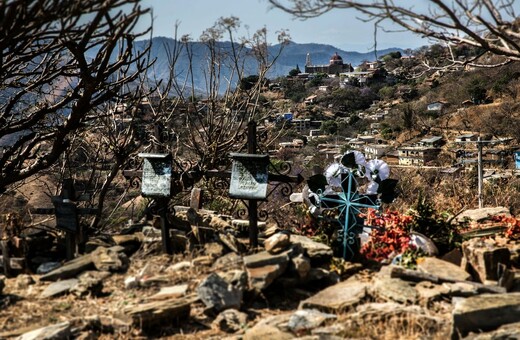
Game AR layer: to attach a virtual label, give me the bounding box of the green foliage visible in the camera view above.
[204,196,233,215]
[467,78,487,103]
[325,86,377,113]
[425,44,446,59]
[288,68,300,77]
[453,44,486,59]
[307,72,328,88]
[408,194,461,255]
[394,248,426,269]
[378,85,396,100]
[340,143,351,154]
[381,51,402,62]
[239,75,260,91]
[492,70,520,96]
[401,104,415,130]
[380,122,400,139]
[281,78,308,102]
[269,158,291,173]
[401,87,419,101]
[320,120,338,135]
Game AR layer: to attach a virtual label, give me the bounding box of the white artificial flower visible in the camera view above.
[324,162,346,188]
[366,181,379,195]
[365,159,390,182]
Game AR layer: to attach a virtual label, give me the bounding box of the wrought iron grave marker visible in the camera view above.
[138,153,173,254]
[31,179,98,260]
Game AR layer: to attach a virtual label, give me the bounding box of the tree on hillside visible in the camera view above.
[325,86,377,112]
[467,78,488,104]
[320,120,338,135]
[144,18,290,173]
[381,51,402,62]
[401,104,416,130]
[268,0,520,68]
[240,75,262,91]
[288,64,301,76]
[0,0,151,193]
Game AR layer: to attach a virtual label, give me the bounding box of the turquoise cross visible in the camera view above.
[318,170,380,259]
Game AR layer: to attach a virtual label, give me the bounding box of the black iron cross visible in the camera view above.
[31,179,98,260]
[123,121,303,252]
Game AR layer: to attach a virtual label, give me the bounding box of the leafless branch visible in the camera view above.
[0,0,152,192]
[268,0,520,66]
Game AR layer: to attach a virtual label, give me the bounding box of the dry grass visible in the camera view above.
[390,168,520,216]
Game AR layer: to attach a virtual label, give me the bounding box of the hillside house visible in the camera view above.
[366,61,382,70]
[383,150,399,164]
[317,143,342,159]
[398,146,441,166]
[292,118,311,132]
[345,138,366,151]
[284,112,294,120]
[370,122,381,134]
[420,136,444,148]
[455,134,477,143]
[318,85,331,93]
[485,149,508,166]
[357,135,378,144]
[309,129,323,140]
[368,113,385,121]
[339,71,374,87]
[279,139,305,152]
[364,144,391,160]
[453,149,475,159]
[304,95,318,104]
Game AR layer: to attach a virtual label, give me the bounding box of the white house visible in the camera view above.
[398,146,441,166]
[364,144,391,160]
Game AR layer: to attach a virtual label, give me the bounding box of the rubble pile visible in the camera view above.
[1,207,520,339]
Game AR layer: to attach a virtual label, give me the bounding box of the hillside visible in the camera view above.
[133,37,403,93]
[4,31,520,340]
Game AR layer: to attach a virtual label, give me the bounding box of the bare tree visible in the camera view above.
[148,18,290,174]
[0,0,151,192]
[268,0,520,67]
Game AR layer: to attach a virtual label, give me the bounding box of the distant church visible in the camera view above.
[304,52,354,75]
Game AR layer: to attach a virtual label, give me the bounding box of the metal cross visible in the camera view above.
[318,171,380,260]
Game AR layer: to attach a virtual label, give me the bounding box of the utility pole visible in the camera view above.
[477,137,484,209]
[457,136,512,209]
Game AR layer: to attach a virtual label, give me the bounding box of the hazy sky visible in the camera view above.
[138,0,430,52]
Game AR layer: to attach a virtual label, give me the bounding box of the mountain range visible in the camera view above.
[133,37,405,94]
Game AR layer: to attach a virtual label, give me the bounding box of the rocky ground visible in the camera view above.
[1,207,520,339]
